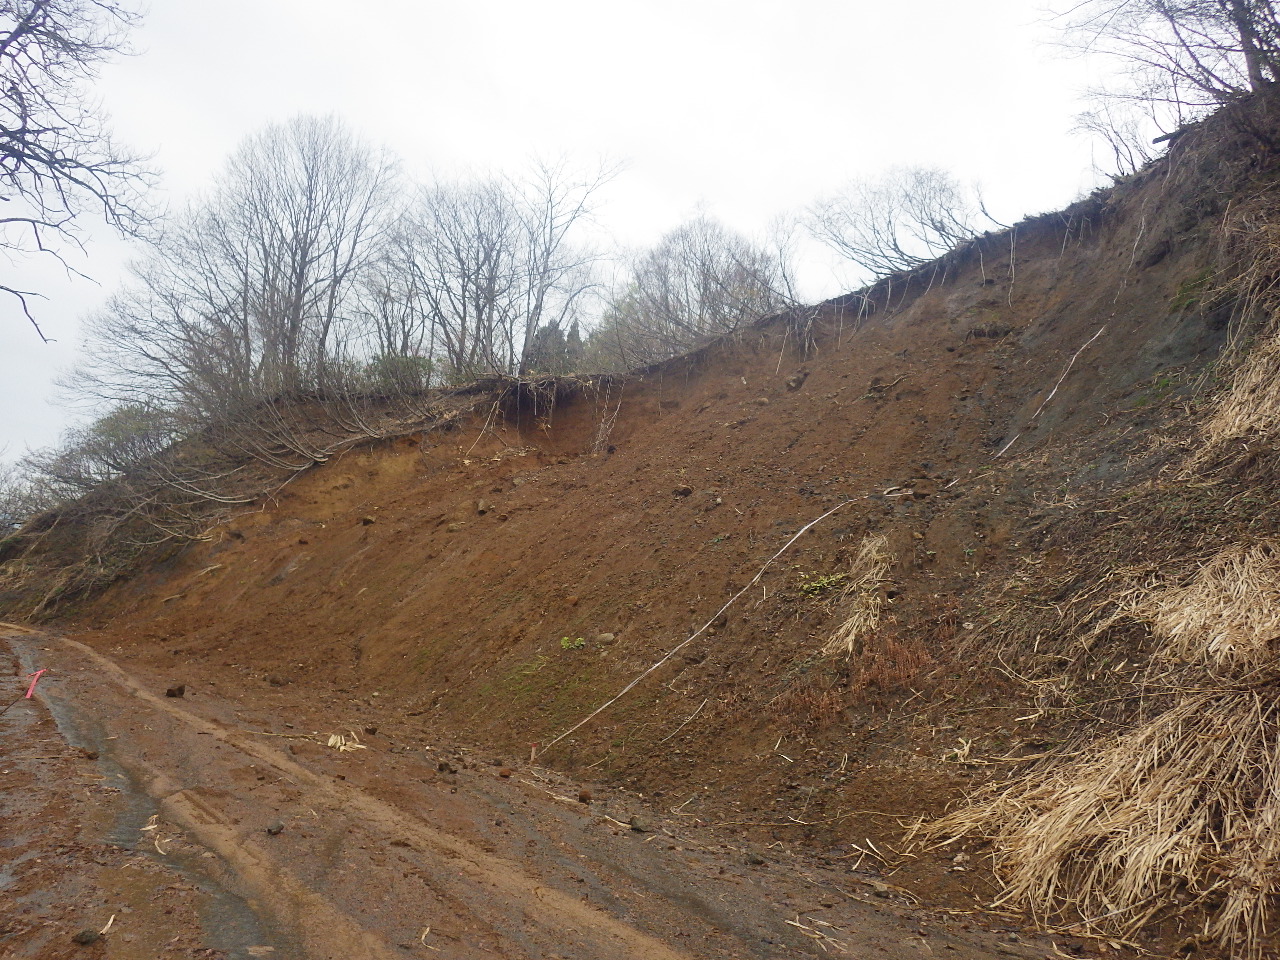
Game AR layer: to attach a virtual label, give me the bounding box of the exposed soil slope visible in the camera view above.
[7,111,1276,957]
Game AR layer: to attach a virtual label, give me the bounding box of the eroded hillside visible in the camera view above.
[9,107,1280,958]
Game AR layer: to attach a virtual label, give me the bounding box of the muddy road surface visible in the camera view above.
[2,626,1052,960]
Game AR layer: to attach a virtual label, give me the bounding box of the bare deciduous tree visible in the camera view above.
[0,458,47,529]
[377,161,607,380]
[392,177,526,380]
[22,401,175,495]
[212,115,399,391]
[1074,100,1160,176]
[806,167,990,280]
[0,0,154,337]
[75,115,398,414]
[1059,1,1280,110]
[514,160,611,373]
[353,242,438,392]
[592,216,790,368]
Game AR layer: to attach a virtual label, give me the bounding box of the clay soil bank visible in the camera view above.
[2,121,1257,958]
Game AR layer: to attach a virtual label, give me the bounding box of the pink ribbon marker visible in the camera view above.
[24,669,46,698]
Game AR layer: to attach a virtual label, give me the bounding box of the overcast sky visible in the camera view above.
[1,0,1113,459]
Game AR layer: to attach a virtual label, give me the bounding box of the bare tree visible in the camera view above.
[74,115,398,414]
[1059,1,1280,110]
[1074,100,1160,176]
[0,0,153,338]
[22,401,176,496]
[0,457,47,529]
[352,240,438,392]
[212,115,399,391]
[393,177,525,380]
[384,161,607,380]
[513,159,611,374]
[806,167,990,280]
[592,216,790,368]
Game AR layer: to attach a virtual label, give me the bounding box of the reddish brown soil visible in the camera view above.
[3,625,1061,959]
[2,139,1244,957]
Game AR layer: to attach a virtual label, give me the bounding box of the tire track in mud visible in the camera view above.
[10,629,1057,960]
[2,630,281,960]
[43,634,697,960]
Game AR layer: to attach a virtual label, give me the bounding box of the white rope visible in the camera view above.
[536,498,856,758]
[1028,325,1107,424]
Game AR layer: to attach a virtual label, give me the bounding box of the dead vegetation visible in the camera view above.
[912,103,1280,955]
[923,687,1280,949]
[0,374,610,618]
[1196,187,1280,475]
[923,539,1280,951]
[1138,540,1280,669]
[822,534,893,659]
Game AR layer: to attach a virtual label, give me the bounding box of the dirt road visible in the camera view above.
[1,626,1053,960]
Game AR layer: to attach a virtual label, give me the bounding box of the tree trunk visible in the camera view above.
[1228,0,1267,90]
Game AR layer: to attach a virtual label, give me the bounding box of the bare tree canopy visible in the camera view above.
[1074,100,1160,176]
[806,167,990,280]
[1060,0,1280,109]
[372,160,608,381]
[592,216,790,369]
[0,0,153,337]
[74,115,398,415]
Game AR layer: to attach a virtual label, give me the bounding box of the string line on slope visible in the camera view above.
[536,498,858,759]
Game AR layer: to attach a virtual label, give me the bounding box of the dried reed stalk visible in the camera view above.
[1137,540,1280,669]
[1200,335,1280,453]
[1195,193,1280,463]
[922,538,1280,954]
[822,535,892,658]
[920,690,1280,953]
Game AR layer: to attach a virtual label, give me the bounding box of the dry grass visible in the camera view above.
[1196,191,1280,467]
[1137,540,1280,670]
[770,678,846,731]
[822,534,893,659]
[1198,329,1280,462]
[922,538,1280,953]
[854,628,936,691]
[922,687,1280,950]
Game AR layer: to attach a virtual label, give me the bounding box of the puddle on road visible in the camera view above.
[9,638,299,960]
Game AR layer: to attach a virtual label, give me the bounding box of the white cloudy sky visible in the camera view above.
[1,0,1115,458]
